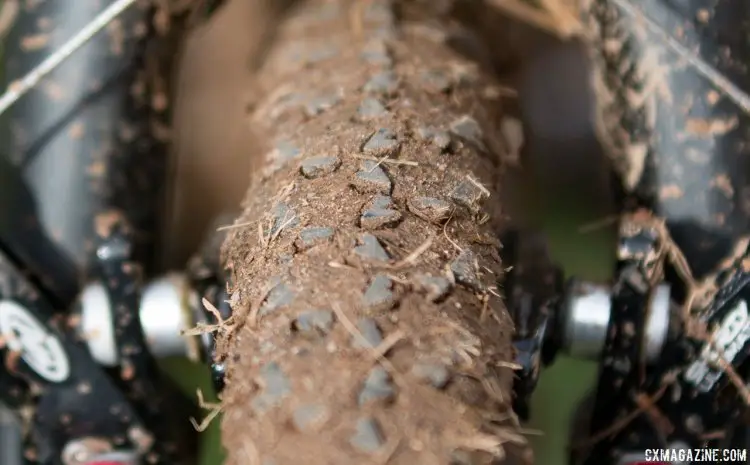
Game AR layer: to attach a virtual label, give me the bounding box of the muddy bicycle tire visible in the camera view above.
[214,1,529,464]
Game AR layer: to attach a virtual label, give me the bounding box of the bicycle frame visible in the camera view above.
[508,1,750,464]
[0,1,224,464]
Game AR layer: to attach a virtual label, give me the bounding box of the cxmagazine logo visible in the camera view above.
[641,447,748,463]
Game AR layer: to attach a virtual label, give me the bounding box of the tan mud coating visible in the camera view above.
[216,0,528,464]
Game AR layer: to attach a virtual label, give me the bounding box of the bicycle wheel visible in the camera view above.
[214,0,530,464]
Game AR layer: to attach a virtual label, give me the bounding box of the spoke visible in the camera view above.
[0,0,138,117]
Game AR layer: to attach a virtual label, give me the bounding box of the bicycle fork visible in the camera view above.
[504,1,750,464]
[0,1,226,464]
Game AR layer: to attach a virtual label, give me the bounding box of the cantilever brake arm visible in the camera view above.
[499,0,750,462]
[576,0,750,462]
[0,239,157,465]
[0,0,229,463]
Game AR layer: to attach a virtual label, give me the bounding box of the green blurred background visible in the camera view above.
[523,193,612,465]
